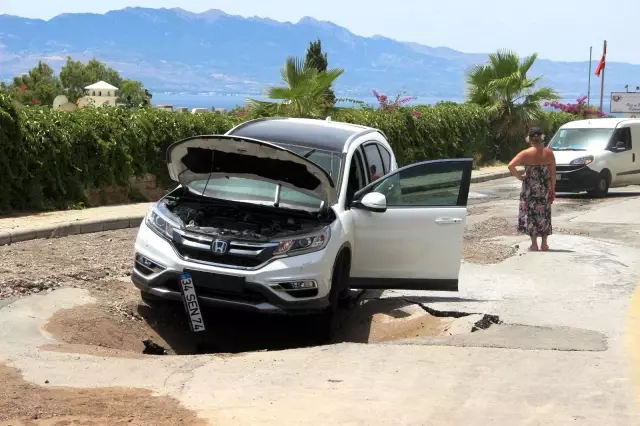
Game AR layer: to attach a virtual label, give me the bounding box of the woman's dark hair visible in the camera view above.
[527,127,545,144]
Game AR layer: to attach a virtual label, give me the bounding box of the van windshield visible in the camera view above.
[547,128,614,151]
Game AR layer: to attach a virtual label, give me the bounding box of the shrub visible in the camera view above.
[340,103,493,166]
[0,104,241,213]
[0,100,569,213]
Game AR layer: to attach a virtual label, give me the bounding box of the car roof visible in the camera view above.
[560,118,640,129]
[226,117,379,153]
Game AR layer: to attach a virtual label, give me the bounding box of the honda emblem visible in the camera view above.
[212,239,229,255]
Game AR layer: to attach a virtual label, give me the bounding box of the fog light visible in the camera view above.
[135,253,165,274]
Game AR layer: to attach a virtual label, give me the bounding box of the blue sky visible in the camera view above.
[2,0,639,64]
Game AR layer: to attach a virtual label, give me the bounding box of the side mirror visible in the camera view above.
[615,141,626,151]
[354,192,387,213]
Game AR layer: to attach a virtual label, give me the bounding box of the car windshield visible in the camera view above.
[547,128,614,151]
[273,142,343,182]
[188,178,325,211]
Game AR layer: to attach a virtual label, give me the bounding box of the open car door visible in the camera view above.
[349,159,473,292]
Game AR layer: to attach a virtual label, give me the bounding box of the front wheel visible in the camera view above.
[587,172,609,198]
[311,252,350,343]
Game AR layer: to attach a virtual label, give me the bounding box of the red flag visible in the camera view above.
[595,43,606,77]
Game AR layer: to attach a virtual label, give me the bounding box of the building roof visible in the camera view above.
[561,117,640,129]
[227,117,378,152]
[84,81,119,91]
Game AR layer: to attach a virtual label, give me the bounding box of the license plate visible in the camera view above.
[179,272,206,333]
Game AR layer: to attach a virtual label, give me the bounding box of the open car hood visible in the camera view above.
[166,135,337,206]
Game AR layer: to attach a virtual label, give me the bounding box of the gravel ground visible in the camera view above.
[0,229,136,300]
[463,217,520,264]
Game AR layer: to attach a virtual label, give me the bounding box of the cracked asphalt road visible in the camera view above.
[1,178,640,425]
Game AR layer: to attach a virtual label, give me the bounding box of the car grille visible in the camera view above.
[556,165,586,172]
[171,229,277,269]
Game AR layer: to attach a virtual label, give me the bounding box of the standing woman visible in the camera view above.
[508,128,556,251]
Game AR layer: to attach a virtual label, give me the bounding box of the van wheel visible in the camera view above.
[587,172,610,198]
[312,252,350,343]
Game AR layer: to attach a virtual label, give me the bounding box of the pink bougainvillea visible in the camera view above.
[372,89,416,111]
[545,96,606,118]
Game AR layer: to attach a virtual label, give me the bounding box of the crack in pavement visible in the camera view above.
[406,299,502,332]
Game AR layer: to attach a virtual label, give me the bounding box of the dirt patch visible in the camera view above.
[42,280,198,356]
[0,229,137,300]
[467,205,490,216]
[333,299,454,343]
[0,363,205,426]
[45,304,167,357]
[463,217,519,264]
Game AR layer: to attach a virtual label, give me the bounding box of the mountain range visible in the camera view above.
[1,7,638,100]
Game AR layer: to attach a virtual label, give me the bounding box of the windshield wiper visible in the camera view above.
[302,149,316,158]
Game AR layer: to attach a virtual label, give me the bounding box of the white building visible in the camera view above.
[77,81,119,108]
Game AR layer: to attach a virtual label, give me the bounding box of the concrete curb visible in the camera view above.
[0,170,513,247]
[470,170,512,184]
[0,215,144,247]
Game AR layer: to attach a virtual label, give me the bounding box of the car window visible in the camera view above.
[611,127,632,151]
[369,161,467,207]
[363,144,384,182]
[346,151,367,204]
[378,144,392,174]
[548,128,614,151]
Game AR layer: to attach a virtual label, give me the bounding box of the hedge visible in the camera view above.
[0,93,575,213]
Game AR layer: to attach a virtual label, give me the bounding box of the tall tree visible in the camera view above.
[59,57,125,102]
[467,50,558,140]
[117,79,152,108]
[249,56,344,118]
[1,61,63,106]
[305,39,336,105]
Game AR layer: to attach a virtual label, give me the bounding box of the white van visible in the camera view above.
[548,118,640,197]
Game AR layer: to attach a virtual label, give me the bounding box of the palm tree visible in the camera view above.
[467,50,558,141]
[249,56,344,118]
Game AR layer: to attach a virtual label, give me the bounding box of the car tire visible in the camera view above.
[587,171,610,198]
[312,252,351,343]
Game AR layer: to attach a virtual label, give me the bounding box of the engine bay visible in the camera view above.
[164,192,333,241]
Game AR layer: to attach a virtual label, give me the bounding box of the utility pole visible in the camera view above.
[587,46,592,106]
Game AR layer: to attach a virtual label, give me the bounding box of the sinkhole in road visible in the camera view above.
[44,290,502,357]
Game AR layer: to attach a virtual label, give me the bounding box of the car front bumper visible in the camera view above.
[132,221,333,315]
[555,165,599,193]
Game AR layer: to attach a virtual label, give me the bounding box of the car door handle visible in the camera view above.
[435,217,462,224]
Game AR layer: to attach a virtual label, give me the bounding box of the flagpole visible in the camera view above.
[599,40,607,113]
[587,46,592,106]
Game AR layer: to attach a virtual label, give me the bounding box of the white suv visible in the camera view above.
[132,117,472,323]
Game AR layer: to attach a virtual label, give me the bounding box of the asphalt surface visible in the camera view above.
[1,177,639,425]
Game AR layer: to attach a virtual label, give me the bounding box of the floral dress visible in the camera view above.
[518,164,552,236]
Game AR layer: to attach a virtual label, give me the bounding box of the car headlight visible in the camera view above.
[569,156,594,165]
[273,227,331,256]
[145,206,177,240]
